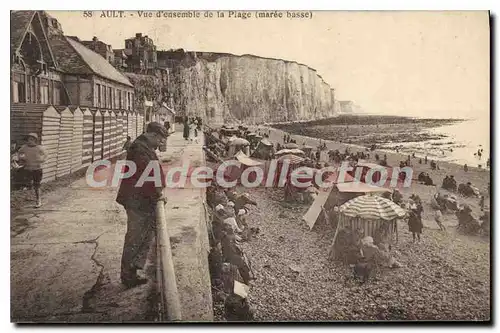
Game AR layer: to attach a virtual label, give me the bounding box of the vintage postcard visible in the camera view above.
[10,10,490,323]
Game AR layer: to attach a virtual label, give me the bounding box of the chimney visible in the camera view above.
[136,33,142,38]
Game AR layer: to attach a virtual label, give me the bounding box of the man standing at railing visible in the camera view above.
[116,122,168,288]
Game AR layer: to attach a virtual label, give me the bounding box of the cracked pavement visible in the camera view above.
[11,163,155,323]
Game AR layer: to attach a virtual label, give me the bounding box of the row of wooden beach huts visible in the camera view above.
[11,103,144,183]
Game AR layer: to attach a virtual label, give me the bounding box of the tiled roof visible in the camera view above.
[49,35,133,87]
[66,37,133,87]
[10,11,35,52]
[49,35,90,74]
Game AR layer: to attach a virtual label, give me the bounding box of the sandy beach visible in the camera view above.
[234,125,491,321]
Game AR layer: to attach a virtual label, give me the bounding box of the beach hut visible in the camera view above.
[127,111,136,140]
[71,107,84,173]
[328,194,407,259]
[115,111,123,156]
[120,111,127,144]
[102,110,111,159]
[55,106,73,179]
[92,109,103,162]
[110,110,118,157]
[81,108,94,167]
[137,114,144,135]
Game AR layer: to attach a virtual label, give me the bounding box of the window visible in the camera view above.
[12,74,26,103]
[127,92,131,110]
[30,76,36,103]
[102,85,106,108]
[40,79,49,104]
[96,83,101,107]
[107,87,112,109]
[117,90,122,109]
[53,82,61,105]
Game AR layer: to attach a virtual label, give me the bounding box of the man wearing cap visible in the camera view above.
[17,133,46,208]
[116,122,169,288]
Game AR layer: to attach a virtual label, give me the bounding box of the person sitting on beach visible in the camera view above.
[464,164,468,172]
[418,172,427,183]
[392,189,403,205]
[430,160,437,170]
[449,176,457,192]
[382,191,392,201]
[442,176,450,190]
[419,173,434,186]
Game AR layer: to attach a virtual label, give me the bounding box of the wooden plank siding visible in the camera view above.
[121,111,128,143]
[71,107,84,172]
[137,114,143,136]
[41,106,61,183]
[116,111,123,156]
[55,107,73,179]
[81,108,94,167]
[110,111,118,158]
[92,110,103,162]
[10,103,45,144]
[102,110,111,160]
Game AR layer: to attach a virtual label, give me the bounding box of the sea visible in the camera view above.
[382,117,490,168]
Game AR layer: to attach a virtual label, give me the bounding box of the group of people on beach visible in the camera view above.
[183,116,203,142]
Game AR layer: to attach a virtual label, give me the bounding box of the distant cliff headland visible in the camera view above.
[272,114,464,147]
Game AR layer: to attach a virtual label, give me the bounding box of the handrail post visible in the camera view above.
[156,199,182,321]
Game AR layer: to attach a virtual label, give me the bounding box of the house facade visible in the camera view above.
[124,33,158,73]
[11,11,64,105]
[11,10,135,111]
[79,37,115,64]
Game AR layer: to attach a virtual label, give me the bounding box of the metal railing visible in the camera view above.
[156,199,182,321]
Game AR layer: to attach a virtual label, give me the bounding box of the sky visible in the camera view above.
[47,10,490,119]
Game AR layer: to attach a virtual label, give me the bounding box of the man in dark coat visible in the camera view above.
[408,208,423,242]
[116,122,168,288]
[183,116,190,140]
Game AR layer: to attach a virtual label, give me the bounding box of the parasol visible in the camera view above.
[339,194,407,220]
[275,148,305,156]
[228,137,250,146]
[277,154,305,165]
[259,138,273,146]
[284,142,299,149]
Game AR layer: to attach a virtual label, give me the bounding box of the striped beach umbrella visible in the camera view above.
[277,154,305,165]
[284,142,299,149]
[339,194,407,220]
[275,148,305,157]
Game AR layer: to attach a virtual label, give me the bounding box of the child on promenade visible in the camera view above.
[18,133,46,208]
